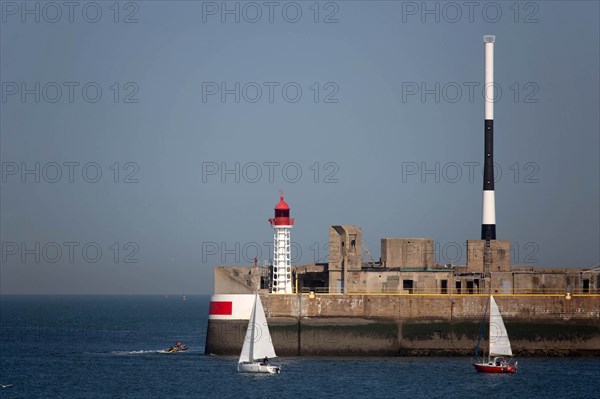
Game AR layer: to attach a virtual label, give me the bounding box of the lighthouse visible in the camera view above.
[268,195,294,294]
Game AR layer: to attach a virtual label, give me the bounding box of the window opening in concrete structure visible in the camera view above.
[403,279,414,294]
[441,280,448,294]
[455,281,461,294]
[583,279,590,293]
[467,281,474,294]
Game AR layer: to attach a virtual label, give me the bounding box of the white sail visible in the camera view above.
[238,293,277,364]
[238,295,256,363]
[488,296,513,356]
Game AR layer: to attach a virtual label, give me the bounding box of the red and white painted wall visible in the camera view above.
[208,294,256,320]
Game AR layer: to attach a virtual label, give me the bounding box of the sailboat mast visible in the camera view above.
[474,297,489,358]
[249,294,257,362]
[488,296,492,361]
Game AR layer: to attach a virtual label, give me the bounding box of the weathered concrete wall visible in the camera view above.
[206,318,600,357]
[512,270,597,294]
[490,272,513,294]
[328,225,362,271]
[215,264,599,296]
[466,240,511,272]
[205,294,600,356]
[381,238,434,269]
[263,294,600,320]
[214,266,263,294]
[329,225,362,293]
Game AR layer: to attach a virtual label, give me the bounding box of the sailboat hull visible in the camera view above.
[238,362,281,374]
[473,362,517,374]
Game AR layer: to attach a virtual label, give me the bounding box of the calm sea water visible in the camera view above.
[1,296,598,398]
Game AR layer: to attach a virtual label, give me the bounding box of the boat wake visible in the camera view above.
[108,348,198,355]
[110,349,165,355]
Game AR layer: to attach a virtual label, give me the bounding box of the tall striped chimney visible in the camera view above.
[482,35,496,241]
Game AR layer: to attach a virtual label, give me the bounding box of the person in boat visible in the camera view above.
[175,341,181,348]
[262,356,268,365]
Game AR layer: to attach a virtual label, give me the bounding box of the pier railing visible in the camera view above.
[299,287,599,295]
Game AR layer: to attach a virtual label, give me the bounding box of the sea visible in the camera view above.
[1,295,598,399]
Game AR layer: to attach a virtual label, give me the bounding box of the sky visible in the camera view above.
[1,1,598,294]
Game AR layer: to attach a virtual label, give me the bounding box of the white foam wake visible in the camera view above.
[111,349,164,355]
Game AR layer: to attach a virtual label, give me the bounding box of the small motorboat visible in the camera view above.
[164,342,188,353]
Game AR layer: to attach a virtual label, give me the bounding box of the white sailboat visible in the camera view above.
[237,292,281,374]
[472,295,518,373]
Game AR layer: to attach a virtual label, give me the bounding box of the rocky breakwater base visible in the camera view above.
[205,294,600,357]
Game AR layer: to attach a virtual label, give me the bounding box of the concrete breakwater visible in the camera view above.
[205,294,600,356]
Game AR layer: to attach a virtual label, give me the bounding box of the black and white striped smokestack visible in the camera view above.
[481,35,496,241]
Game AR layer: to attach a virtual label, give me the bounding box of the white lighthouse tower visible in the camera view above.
[268,195,294,294]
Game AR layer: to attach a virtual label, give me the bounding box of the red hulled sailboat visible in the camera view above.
[472,295,518,374]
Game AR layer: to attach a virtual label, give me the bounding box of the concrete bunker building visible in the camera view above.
[213,224,598,297]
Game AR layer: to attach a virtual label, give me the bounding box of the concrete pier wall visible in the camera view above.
[264,294,599,320]
[205,294,600,357]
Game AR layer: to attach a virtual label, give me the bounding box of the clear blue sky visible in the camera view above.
[1,1,598,294]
